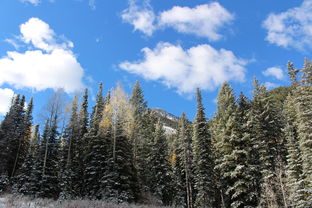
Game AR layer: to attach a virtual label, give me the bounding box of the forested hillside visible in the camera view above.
[0,59,312,208]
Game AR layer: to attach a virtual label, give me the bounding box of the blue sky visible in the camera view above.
[0,0,311,123]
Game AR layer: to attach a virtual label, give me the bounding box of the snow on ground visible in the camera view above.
[0,194,172,208]
[163,125,177,135]
[0,197,6,208]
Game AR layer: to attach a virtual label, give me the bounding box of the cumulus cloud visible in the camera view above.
[0,88,14,115]
[119,42,247,94]
[158,3,234,41]
[262,67,284,80]
[263,0,312,50]
[121,1,233,40]
[121,0,156,36]
[0,17,84,93]
[20,18,73,52]
[21,0,40,6]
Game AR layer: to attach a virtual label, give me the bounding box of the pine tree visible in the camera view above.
[129,82,147,166]
[79,89,89,139]
[39,115,60,198]
[59,96,80,199]
[12,98,35,194]
[192,88,215,208]
[136,109,157,196]
[83,83,106,197]
[287,61,299,86]
[228,93,261,207]
[13,124,39,195]
[90,82,104,135]
[294,58,312,207]
[251,78,285,207]
[28,121,48,197]
[284,95,304,207]
[173,112,194,208]
[12,97,33,178]
[0,95,26,178]
[149,120,172,205]
[214,82,237,207]
[76,88,89,197]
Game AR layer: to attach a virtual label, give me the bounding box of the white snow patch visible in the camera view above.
[163,125,177,135]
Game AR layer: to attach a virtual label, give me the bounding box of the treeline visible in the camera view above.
[0,59,312,208]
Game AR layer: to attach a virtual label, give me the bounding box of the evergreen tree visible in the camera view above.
[12,97,34,178]
[79,88,89,139]
[90,82,104,135]
[129,81,147,166]
[251,78,285,207]
[173,112,194,208]
[284,95,304,207]
[136,109,157,196]
[214,82,237,207]
[83,83,105,197]
[76,88,89,197]
[59,96,80,199]
[192,88,215,208]
[0,95,26,178]
[13,124,39,195]
[294,58,312,206]
[287,61,299,86]
[150,120,172,205]
[39,115,60,198]
[227,93,261,207]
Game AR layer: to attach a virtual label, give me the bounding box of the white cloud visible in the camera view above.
[119,42,247,94]
[21,0,40,6]
[262,67,284,80]
[121,1,233,40]
[158,3,234,41]
[5,38,20,50]
[0,88,14,115]
[263,0,312,50]
[20,18,73,52]
[264,82,279,89]
[0,17,84,93]
[121,0,156,36]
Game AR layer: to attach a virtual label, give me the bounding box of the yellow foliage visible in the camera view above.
[99,82,134,137]
[169,153,177,166]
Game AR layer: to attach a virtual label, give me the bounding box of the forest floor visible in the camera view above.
[0,197,6,208]
[0,194,171,208]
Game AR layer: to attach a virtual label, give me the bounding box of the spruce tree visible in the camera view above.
[90,82,104,135]
[173,112,194,208]
[59,96,80,199]
[150,119,172,205]
[83,83,105,197]
[192,88,215,208]
[294,58,312,206]
[213,82,237,207]
[129,81,148,178]
[287,61,299,86]
[284,95,304,207]
[12,99,35,194]
[251,78,284,207]
[0,95,27,178]
[39,115,60,198]
[13,124,39,195]
[228,93,260,207]
[136,109,157,195]
[76,88,89,197]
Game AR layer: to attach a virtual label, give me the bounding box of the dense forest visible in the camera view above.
[0,58,311,208]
